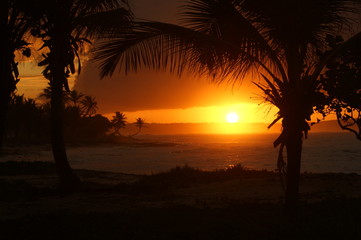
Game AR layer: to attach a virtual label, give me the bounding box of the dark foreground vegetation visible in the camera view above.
[0,161,360,240]
[4,92,145,146]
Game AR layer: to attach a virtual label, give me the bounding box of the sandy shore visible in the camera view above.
[1,160,361,219]
[1,146,361,239]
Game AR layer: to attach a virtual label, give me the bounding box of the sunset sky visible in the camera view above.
[16,0,280,129]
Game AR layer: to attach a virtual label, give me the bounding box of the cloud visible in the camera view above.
[73,61,256,114]
[73,0,260,114]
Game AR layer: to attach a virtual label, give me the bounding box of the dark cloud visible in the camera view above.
[74,0,256,114]
[74,61,253,114]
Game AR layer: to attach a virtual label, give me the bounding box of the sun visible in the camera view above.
[226,112,239,123]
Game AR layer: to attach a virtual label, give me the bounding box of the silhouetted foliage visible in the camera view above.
[38,85,71,105]
[5,93,112,144]
[319,35,361,139]
[80,95,98,117]
[0,0,34,151]
[136,164,259,190]
[111,112,127,136]
[94,0,361,213]
[27,0,132,191]
[132,117,146,136]
[6,94,50,144]
[64,111,112,143]
[67,90,84,108]
[2,161,361,240]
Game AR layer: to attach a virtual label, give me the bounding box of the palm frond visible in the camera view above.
[260,74,282,106]
[94,19,281,81]
[75,0,128,12]
[181,0,287,81]
[74,8,133,39]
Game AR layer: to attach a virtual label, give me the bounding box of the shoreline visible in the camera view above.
[1,161,361,239]
[2,133,361,175]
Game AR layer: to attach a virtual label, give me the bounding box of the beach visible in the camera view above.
[0,160,361,239]
[1,133,361,239]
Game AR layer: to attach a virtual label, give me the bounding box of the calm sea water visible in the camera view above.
[64,132,361,174]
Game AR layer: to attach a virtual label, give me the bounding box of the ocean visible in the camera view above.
[63,132,361,175]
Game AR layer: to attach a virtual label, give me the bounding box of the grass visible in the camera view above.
[1,199,361,240]
[132,164,271,189]
[0,161,361,239]
[0,160,56,176]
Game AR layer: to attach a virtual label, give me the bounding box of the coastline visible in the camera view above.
[2,132,361,175]
[1,160,361,239]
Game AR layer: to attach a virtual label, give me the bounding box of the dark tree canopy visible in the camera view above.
[94,0,361,213]
[320,35,361,139]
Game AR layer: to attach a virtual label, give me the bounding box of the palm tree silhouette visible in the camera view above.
[8,94,44,141]
[0,0,33,151]
[67,90,84,108]
[38,87,52,101]
[111,112,127,136]
[80,95,98,117]
[133,117,145,136]
[94,0,361,212]
[30,0,132,191]
[38,86,71,105]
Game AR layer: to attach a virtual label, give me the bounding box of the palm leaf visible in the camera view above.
[260,73,282,106]
[181,0,288,81]
[94,19,281,81]
[74,8,133,39]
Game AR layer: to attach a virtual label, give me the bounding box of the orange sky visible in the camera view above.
[15,0,281,130]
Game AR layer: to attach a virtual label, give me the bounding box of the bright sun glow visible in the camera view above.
[226,112,239,123]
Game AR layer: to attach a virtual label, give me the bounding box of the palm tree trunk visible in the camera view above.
[0,55,15,152]
[0,79,11,153]
[282,99,305,215]
[283,50,305,215]
[0,4,9,153]
[284,127,303,215]
[50,75,80,192]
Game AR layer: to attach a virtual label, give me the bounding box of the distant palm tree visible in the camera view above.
[94,0,361,212]
[38,87,52,101]
[8,94,37,140]
[7,94,50,143]
[80,95,98,117]
[30,0,132,191]
[111,112,127,136]
[67,90,84,108]
[133,117,146,136]
[0,0,33,151]
[38,86,70,105]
